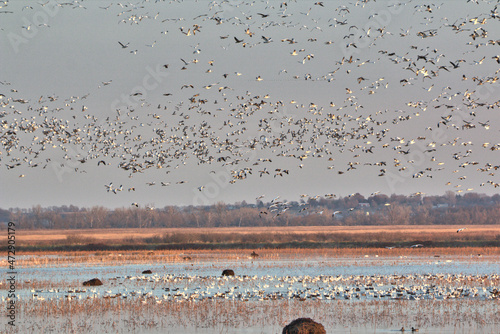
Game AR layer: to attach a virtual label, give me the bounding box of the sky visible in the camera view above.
[1,0,499,209]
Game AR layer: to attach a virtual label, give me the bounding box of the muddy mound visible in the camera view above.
[222,269,235,276]
[83,278,103,286]
[282,318,326,334]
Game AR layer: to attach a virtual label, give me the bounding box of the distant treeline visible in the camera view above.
[2,192,500,229]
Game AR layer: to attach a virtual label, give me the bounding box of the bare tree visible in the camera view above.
[385,204,411,225]
[85,206,108,228]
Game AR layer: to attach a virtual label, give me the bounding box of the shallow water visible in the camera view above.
[2,254,499,333]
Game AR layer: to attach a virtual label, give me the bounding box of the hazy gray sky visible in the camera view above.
[1,0,499,209]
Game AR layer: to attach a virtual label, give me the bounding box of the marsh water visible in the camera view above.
[2,253,499,333]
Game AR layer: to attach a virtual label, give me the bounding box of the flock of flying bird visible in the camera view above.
[1,0,500,208]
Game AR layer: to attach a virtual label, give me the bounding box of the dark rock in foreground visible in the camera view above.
[222,269,235,276]
[282,318,326,334]
[83,278,103,286]
[142,270,153,274]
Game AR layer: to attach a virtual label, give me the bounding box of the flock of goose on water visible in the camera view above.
[21,271,500,303]
[1,0,500,207]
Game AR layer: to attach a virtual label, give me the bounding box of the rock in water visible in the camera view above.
[222,269,235,276]
[142,270,153,274]
[282,318,326,334]
[83,278,103,286]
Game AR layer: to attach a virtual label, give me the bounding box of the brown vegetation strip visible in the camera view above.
[13,225,500,252]
[13,299,500,333]
[17,225,500,241]
[12,247,500,267]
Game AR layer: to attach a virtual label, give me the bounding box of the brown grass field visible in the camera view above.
[8,225,500,262]
[15,224,500,245]
[11,299,500,334]
[16,224,500,239]
[11,247,500,270]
